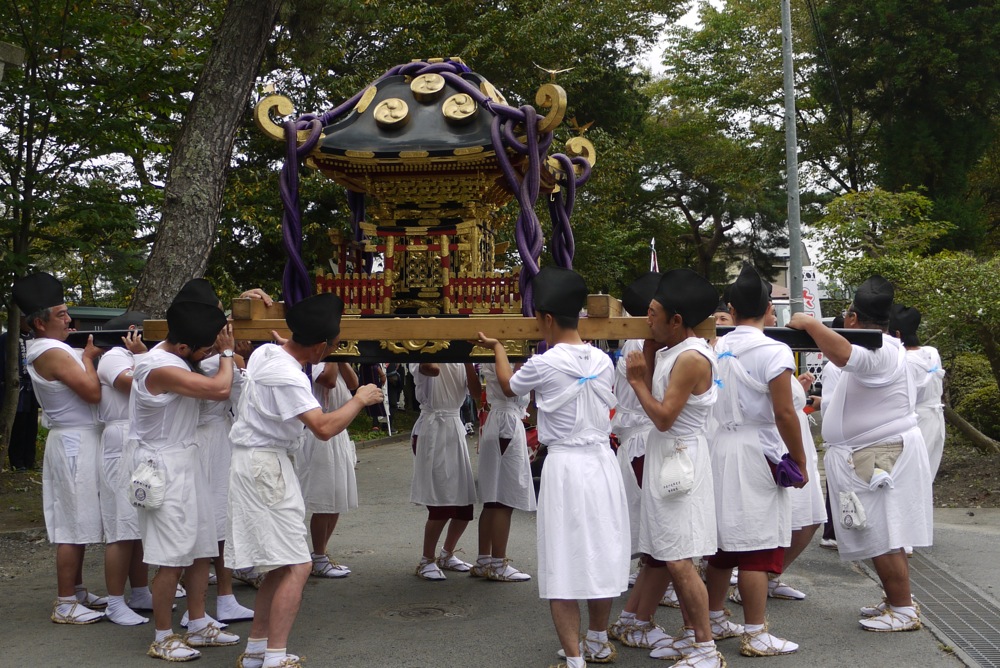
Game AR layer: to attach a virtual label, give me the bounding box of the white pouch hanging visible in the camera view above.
[839,490,868,530]
[657,443,696,498]
[130,459,165,509]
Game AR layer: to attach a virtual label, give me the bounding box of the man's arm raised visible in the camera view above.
[476,333,515,397]
[787,313,852,368]
[35,335,102,404]
[299,383,383,441]
[147,325,235,401]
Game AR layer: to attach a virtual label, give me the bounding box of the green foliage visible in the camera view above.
[956,385,1000,441]
[809,188,950,282]
[809,186,1000,412]
[0,0,216,301]
[949,353,995,407]
[816,0,1000,249]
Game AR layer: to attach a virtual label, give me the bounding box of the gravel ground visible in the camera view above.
[0,528,58,580]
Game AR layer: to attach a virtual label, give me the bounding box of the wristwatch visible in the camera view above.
[220,349,235,358]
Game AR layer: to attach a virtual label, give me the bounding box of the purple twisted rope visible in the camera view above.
[547,153,593,269]
[279,117,322,305]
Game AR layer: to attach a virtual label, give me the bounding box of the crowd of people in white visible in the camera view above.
[11,262,944,667]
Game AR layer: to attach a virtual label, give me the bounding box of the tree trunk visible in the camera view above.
[131,0,284,316]
[0,307,21,470]
[944,405,1000,456]
[976,324,1000,393]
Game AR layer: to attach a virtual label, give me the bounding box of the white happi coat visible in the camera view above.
[906,346,946,479]
[509,343,629,600]
[478,363,535,511]
[638,337,718,562]
[97,347,142,542]
[226,344,319,572]
[408,364,476,507]
[788,376,827,530]
[711,327,794,552]
[611,339,651,555]
[295,363,359,514]
[822,334,933,561]
[27,339,103,544]
[129,346,217,567]
[197,354,244,542]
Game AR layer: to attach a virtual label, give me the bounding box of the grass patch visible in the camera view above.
[347,408,417,442]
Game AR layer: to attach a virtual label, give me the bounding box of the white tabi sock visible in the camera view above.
[565,657,586,668]
[246,638,267,654]
[263,648,287,668]
[239,638,268,668]
[218,593,254,619]
[311,553,329,564]
[745,623,765,634]
[131,586,151,598]
[187,616,210,633]
[709,609,726,620]
[106,594,149,626]
[155,628,173,643]
[618,611,636,621]
[477,554,491,564]
[586,629,609,643]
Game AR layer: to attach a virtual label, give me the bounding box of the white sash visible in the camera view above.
[714,335,781,430]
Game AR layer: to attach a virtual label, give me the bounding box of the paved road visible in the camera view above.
[1,437,979,667]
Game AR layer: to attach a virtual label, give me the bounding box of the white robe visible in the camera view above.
[906,346,946,479]
[196,355,242,542]
[129,346,217,567]
[510,343,629,600]
[226,344,317,571]
[97,348,142,542]
[612,339,650,556]
[27,338,103,545]
[788,377,827,530]
[711,328,793,551]
[477,364,536,511]
[638,337,718,562]
[296,365,359,514]
[409,364,477,507]
[822,334,933,561]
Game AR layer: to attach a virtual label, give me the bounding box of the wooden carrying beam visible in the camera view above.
[131,292,884,357]
[141,314,653,343]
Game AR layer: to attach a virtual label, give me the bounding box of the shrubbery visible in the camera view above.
[949,353,1000,441]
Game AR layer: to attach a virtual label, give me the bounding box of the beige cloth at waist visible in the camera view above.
[850,439,904,484]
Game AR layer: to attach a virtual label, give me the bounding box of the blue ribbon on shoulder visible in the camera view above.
[577,374,598,385]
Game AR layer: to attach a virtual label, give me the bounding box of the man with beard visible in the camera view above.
[15,272,106,624]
